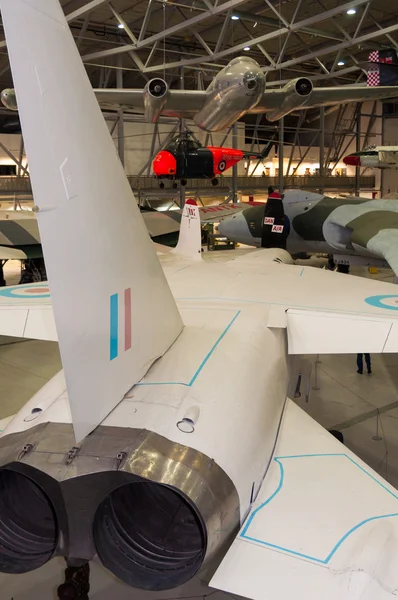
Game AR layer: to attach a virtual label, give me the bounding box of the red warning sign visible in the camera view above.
[264,217,275,225]
[272,224,284,233]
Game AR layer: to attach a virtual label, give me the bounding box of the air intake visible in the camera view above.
[148,78,168,98]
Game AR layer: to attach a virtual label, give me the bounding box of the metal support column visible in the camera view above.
[355,106,361,196]
[117,57,125,167]
[179,67,186,209]
[17,137,24,177]
[278,118,284,193]
[232,123,238,202]
[319,107,325,193]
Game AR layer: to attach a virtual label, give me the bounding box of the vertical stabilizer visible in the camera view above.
[1,0,183,441]
[172,199,202,260]
[261,189,288,250]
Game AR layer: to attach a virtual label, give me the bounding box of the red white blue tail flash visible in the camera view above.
[110,288,132,361]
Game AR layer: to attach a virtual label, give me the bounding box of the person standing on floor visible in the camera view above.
[357,353,371,375]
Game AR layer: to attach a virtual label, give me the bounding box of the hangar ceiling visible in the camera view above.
[0,0,397,92]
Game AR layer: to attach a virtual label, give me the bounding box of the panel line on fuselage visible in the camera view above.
[136,309,241,387]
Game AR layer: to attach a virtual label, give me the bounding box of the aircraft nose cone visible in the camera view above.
[153,150,177,176]
[343,154,361,166]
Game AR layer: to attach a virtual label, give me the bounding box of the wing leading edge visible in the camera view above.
[211,399,398,600]
[252,85,398,120]
[96,83,398,122]
[94,88,206,119]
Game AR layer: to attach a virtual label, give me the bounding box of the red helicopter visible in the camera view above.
[152,133,271,188]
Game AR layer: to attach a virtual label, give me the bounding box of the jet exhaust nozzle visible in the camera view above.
[0,424,239,591]
[0,469,58,573]
[93,481,206,591]
[143,78,169,122]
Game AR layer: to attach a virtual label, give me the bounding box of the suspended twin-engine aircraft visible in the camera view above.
[219,190,398,274]
[344,145,398,169]
[2,48,398,131]
[4,1,398,598]
[152,132,272,186]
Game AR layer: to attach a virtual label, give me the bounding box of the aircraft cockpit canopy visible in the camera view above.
[166,136,203,153]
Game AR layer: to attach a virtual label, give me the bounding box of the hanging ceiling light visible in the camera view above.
[243,46,251,51]
[347,8,357,14]
[231,14,239,20]
[118,23,124,29]
[337,60,345,66]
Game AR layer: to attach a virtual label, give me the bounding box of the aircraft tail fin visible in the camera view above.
[245,134,275,161]
[367,49,398,86]
[172,199,202,260]
[261,189,288,250]
[1,0,183,442]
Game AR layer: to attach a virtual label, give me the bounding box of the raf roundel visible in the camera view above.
[365,294,398,311]
[218,160,226,172]
[0,284,51,299]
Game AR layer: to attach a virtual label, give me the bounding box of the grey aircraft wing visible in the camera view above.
[252,84,398,121]
[93,88,207,119]
[323,201,398,276]
[303,85,398,109]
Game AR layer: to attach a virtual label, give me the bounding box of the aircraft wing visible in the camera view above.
[305,85,398,109]
[0,206,246,253]
[93,88,206,119]
[0,282,56,341]
[324,201,398,276]
[212,398,398,600]
[253,85,398,118]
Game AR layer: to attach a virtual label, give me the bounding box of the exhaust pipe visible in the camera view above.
[0,469,58,573]
[94,481,205,591]
[0,423,239,590]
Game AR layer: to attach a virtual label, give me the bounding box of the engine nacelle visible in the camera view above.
[143,78,169,123]
[1,88,18,111]
[267,78,313,122]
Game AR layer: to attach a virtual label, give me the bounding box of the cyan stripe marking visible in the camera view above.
[240,453,398,564]
[136,310,241,387]
[110,293,118,361]
[189,310,241,386]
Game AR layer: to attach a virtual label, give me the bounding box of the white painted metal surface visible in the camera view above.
[1,0,183,441]
[287,309,394,354]
[3,0,398,596]
[211,400,398,599]
[172,199,202,260]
